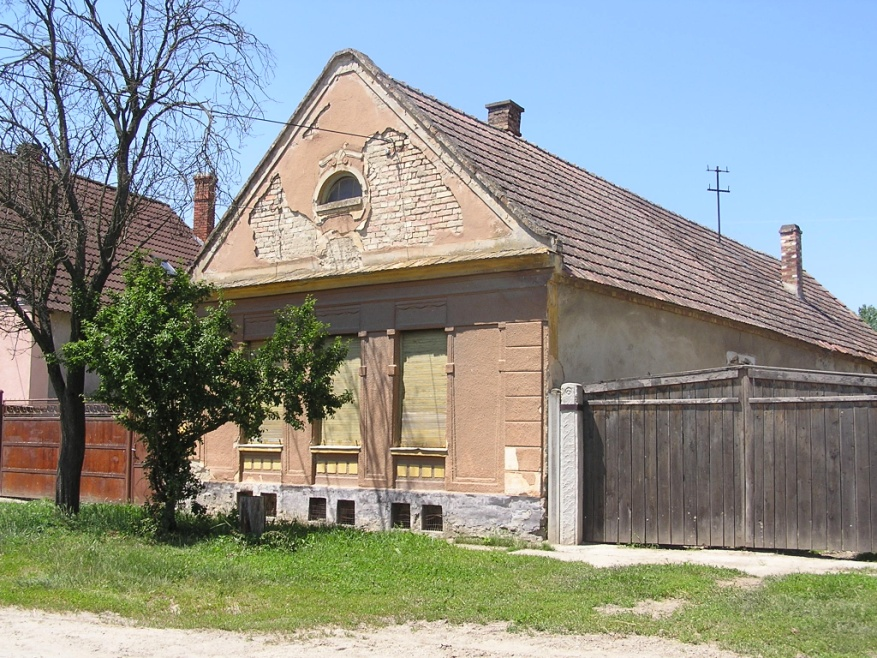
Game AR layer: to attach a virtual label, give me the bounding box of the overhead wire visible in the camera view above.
[2,71,393,144]
[3,70,400,218]
[209,108,393,143]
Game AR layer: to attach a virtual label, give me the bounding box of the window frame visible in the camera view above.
[395,328,449,452]
[323,175,362,204]
[238,340,286,446]
[314,169,367,219]
[313,334,362,449]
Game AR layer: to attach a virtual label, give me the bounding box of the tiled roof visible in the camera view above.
[0,154,201,314]
[387,80,877,364]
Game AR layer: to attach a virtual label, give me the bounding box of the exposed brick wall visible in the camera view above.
[250,174,318,262]
[322,234,362,269]
[249,130,463,267]
[361,130,463,251]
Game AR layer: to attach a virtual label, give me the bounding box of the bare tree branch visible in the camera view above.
[0,0,272,512]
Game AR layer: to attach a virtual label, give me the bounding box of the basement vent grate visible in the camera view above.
[391,502,411,528]
[236,490,253,508]
[261,493,277,517]
[421,504,443,532]
[337,500,356,526]
[308,497,327,521]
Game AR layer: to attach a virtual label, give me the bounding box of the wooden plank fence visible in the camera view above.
[0,397,149,504]
[581,365,877,552]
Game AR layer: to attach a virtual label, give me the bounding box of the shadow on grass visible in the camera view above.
[0,499,360,552]
[157,508,352,550]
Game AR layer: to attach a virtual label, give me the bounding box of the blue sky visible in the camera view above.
[226,0,875,313]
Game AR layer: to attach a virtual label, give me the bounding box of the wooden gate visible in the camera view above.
[0,398,149,504]
[581,366,877,552]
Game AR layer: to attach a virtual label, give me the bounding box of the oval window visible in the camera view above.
[323,175,362,204]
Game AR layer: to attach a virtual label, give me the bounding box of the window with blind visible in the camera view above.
[320,338,361,446]
[399,330,447,449]
[256,405,285,444]
[237,340,285,445]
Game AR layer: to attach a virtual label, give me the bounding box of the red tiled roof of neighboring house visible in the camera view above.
[0,154,201,313]
[382,77,877,364]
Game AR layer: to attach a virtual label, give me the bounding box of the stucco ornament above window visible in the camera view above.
[314,145,369,222]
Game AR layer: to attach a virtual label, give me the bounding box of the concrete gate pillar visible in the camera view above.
[547,383,584,545]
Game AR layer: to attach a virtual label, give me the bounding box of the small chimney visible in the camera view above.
[193,173,216,243]
[485,100,525,137]
[780,224,803,298]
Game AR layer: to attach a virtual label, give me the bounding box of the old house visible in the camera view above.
[0,152,202,502]
[193,50,877,541]
[0,160,202,401]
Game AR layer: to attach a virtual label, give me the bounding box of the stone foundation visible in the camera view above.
[198,482,544,540]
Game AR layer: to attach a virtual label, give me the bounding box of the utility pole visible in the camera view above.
[707,166,729,242]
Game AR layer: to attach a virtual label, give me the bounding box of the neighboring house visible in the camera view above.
[192,50,877,539]
[0,157,203,401]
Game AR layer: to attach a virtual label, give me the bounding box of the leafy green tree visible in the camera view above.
[66,256,348,531]
[859,305,877,332]
[0,0,271,513]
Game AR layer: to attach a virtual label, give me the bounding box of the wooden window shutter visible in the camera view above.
[400,330,447,448]
[321,339,362,446]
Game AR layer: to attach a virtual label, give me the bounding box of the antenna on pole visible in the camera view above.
[707,166,730,241]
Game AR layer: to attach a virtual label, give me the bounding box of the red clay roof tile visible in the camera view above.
[394,80,877,364]
[1,155,201,313]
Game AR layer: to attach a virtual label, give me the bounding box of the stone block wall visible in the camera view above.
[198,481,543,540]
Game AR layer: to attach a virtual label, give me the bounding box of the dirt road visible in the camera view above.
[0,607,742,658]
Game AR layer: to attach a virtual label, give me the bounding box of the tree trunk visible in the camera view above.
[55,372,86,514]
[161,498,177,533]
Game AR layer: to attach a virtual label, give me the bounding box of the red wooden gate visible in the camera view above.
[0,398,149,504]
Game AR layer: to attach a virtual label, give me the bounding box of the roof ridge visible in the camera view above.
[0,149,183,216]
[392,81,799,278]
[394,85,733,236]
[392,74,877,363]
[393,81,785,300]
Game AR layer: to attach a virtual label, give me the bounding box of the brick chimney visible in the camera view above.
[780,224,803,298]
[485,100,525,137]
[193,173,216,242]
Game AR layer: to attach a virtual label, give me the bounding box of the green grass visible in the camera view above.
[0,501,875,657]
[453,533,554,550]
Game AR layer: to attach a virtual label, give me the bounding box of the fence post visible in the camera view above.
[555,383,584,545]
[740,366,754,547]
[126,431,134,503]
[239,494,266,536]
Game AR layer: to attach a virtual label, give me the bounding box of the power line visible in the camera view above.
[3,71,392,144]
[208,109,392,143]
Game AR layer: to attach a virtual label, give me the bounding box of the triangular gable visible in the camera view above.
[195,50,549,289]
